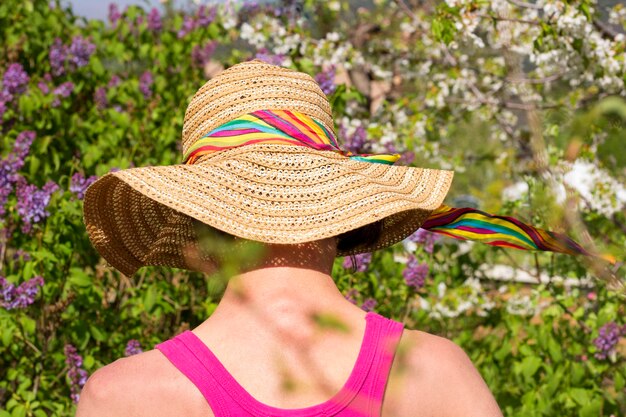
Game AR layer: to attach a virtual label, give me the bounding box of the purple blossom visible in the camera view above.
[593,322,626,360]
[49,38,69,77]
[124,339,143,356]
[64,344,89,403]
[12,249,31,261]
[2,63,30,97]
[108,75,121,88]
[15,176,59,233]
[398,150,415,165]
[0,131,35,217]
[177,15,196,39]
[108,3,122,27]
[408,228,441,254]
[197,4,217,27]
[0,100,6,121]
[241,1,261,16]
[314,65,336,95]
[94,87,108,110]
[51,81,74,107]
[403,255,429,290]
[361,298,377,312]
[70,172,98,200]
[344,288,359,304]
[254,48,286,66]
[139,71,154,99]
[37,80,50,95]
[191,41,218,68]
[49,37,94,77]
[68,36,96,68]
[345,125,370,154]
[0,275,44,310]
[342,253,372,272]
[55,80,75,98]
[147,7,162,32]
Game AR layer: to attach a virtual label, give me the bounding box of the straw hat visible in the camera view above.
[83,59,454,277]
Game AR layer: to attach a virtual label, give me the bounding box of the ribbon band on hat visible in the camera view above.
[185,108,615,265]
[183,109,401,165]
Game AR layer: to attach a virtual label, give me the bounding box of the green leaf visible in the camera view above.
[68,268,93,288]
[89,324,106,342]
[547,338,563,363]
[84,355,95,369]
[11,405,26,417]
[144,285,157,312]
[19,316,36,336]
[520,356,542,381]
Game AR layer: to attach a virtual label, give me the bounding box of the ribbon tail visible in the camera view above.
[421,204,617,264]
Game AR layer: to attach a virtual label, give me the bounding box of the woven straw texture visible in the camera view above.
[83,60,454,277]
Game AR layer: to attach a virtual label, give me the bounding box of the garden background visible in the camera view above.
[1,0,625,415]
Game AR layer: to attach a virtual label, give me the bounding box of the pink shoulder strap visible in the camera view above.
[154,312,404,417]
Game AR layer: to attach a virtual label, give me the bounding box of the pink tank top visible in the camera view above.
[154,311,405,417]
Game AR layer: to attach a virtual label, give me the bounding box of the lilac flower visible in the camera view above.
[408,228,441,254]
[70,172,98,200]
[37,80,50,94]
[342,253,372,272]
[108,3,122,27]
[177,15,196,39]
[15,176,59,233]
[344,288,359,305]
[344,125,372,154]
[52,81,74,97]
[125,339,143,356]
[403,255,429,290]
[254,48,285,66]
[49,38,69,77]
[64,344,89,403]
[51,81,74,107]
[0,131,35,217]
[94,87,108,110]
[0,100,6,121]
[12,249,31,261]
[593,322,626,360]
[197,4,217,27]
[108,75,121,88]
[2,63,30,96]
[315,65,336,95]
[0,275,44,310]
[139,71,154,99]
[50,36,94,77]
[241,1,261,16]
[398,150,415,165]
[68,36,96,69]
[9,276,44,309]
[147,7,162,32]
[0,276,15,305]
[191,41,218,68]
[361,298,377,312]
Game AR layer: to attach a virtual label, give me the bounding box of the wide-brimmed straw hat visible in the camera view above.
[83,59,454,277]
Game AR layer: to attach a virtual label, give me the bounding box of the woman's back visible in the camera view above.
[76,308,503,417]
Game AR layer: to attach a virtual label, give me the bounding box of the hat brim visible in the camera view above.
[83,144,454,277]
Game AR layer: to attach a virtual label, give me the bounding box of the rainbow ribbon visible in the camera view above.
[185,109,615,264]
[422,205,615,264]
[183,109,401,165]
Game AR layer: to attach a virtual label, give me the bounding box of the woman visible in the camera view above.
[75,59,506,416]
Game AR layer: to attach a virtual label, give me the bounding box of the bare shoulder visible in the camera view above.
[382,328,503,417]
[75,349,211,417]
